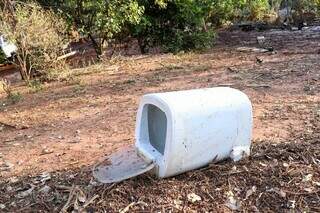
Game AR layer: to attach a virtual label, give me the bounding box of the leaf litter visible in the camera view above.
[0,117,319,212]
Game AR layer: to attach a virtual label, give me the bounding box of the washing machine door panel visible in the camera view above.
[93,145,155,183]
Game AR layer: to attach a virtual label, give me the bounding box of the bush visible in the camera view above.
[0,2,69,83]
[163,29,215,53]
[34,0,144,56]
[16,0,320,57]
[131,0,274,53]
[31,0,287,54]
[0,49,7,64]
[206,0,273,26]
[291,0,320,23]
[207,0,239,26]
[131,0,216,53]
[0,79,22,104]
[247,0,271,21]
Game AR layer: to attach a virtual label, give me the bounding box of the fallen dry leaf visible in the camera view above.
[187,193,202,203]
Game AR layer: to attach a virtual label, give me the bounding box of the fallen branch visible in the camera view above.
[82,195,99,209]
[283,189,320,196]
[57,51,78,61]
[217,84,234,87]
[0,121,16,129]
[61,185,76,212]
[120,201,148,213]
[0,121,29,130]
[246,84,271,89]
[55,185,73,191]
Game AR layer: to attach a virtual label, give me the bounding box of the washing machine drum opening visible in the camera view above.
[147,104,167,155]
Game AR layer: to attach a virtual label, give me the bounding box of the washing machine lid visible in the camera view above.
[93,145,155,183]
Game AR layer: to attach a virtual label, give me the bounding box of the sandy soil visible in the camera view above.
[0,28,319,212]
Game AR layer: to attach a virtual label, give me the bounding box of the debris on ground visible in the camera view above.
[225,192,241,211]
[236,46,270,53]
[16,184,35,199]
[187,193,202,203]
[39,185,51,194]
[0,27,319,212]
[0,162,14,172]
[1,131,319,211]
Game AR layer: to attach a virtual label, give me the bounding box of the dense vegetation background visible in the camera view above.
[0,0,319,81]
[32,0,320,52]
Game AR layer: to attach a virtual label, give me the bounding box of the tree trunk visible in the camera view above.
[88,34,102,57]
[138,37,148,54]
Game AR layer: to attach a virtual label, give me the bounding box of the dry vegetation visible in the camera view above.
[0,2,69,82]
[0,28,319,212]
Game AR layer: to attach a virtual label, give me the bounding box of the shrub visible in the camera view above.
[247,0,271,21]
[131,0,216,53]
[163,29,215,53]
[227,0,271,22]
[26,0,319,56]
[0,2,69,83]
[205,0,273,26]
[292,0,320,23]
[207,0,240,26]
[0,79,22,104]
[0,49,7,64]
[28,79,43,92]
[35,0,144,56]
[131,0,275,53]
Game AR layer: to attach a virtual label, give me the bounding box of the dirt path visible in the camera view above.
[0,28,319,212]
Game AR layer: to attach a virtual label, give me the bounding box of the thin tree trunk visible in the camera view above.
[88,33,102,57]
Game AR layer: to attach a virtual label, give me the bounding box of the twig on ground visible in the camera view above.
[82,195,99,209]
[61,185,76,212]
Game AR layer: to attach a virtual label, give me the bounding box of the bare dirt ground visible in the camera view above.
[0,28,319,212]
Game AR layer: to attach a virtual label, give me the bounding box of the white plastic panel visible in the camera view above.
[93,145,155,183]
[136,87,253,178]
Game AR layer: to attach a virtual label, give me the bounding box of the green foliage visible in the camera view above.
[164,29,215,53]
[7,92,22,104]
[216,0,271,22]
[292,0,320,16]
[38,0,144,55]
[246,0,270,20]
[0,49,7,64]
[66,0,143,36]
[0,79,22,104]
[282,0,320,24]
[28,79,43,92]
[12,0,320,57]
[73,81,87,95]
[131,0,216,53]
[202,0,272,25]
[207,0,240,26]
[131,0,275,53]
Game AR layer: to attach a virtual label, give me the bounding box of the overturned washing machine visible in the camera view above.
[93,87,253,183]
